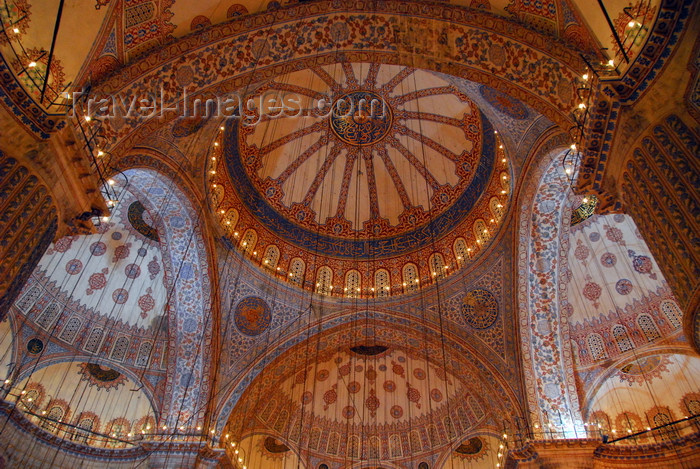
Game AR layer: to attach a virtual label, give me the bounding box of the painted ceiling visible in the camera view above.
[209,63,512,295]
[0,0,695,465]
[223,320,520,465]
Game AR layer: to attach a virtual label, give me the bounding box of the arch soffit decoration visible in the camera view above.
[90,0,585,156]
[109,162,215,427]
[216,314,524,432]
[516,131,582,430]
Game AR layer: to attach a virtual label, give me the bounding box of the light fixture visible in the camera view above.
[28,61,36,68]
[12,27,19,34]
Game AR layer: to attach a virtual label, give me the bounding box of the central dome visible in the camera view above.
[209,64,510,296]
[329,90,394,145]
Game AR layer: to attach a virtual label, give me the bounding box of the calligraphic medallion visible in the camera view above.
[330,91,393,146]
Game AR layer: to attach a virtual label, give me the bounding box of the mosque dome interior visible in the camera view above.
[0,0,697,468]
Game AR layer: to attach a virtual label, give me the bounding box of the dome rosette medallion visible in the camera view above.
[208,64,511,296]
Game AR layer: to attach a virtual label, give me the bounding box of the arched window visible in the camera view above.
[500,171,509,192]
[474,219,489,245]
[326,432,339,454]
[468,396,485,420]
[17,285,41,311]
[36,302,61,330]
[274,409,288,433]
[309,427,321,450]
[211,184,224,208]
[369,436,380,459]
[409,430,422,453]
[403,263,419,293]
[443,416,455,439]
[83,328,104,353]
[637,314,661,341]
[429,252,446,280]
[651,408,680,441]
[616,412,642,437]
[315,266,333,296]
[685,397,700,416]
[612,325,633,353]
[240,229,257,254]
[348,435,360,459]
[345,269,361,298]
[59,317,82,344]
[490,196,505,220]
[390,434,402,457]
[427,424,439,446]
[453,237,469,265]
[74,416,95,444]
[136,341,153,367]
[289,258,305,286]
[457,405,471,429]
[262,245,280,269]
[46,405,64,422]
[374,269,390,297]
[111,336,130,362]
[22,389,40,411]
[106,418,130,441]
[43,401,68,432]
[223,208,239,229]
[660,300,682,329]
[261,399,276,423]
[589,410,612,434]
[587,333,608,360]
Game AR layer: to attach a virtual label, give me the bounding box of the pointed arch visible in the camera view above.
[517,139,583,433]
[120,167,213,428]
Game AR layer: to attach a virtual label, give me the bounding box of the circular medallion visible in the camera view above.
[65,259,83,275]
[234,296,272,336]
[342,406,355,419]
[461,289,498,329]
[615,279,633,295]
[27,338,44,354]
[329,91,393,146]
[600,252,616,267]
[347,381,361,394]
